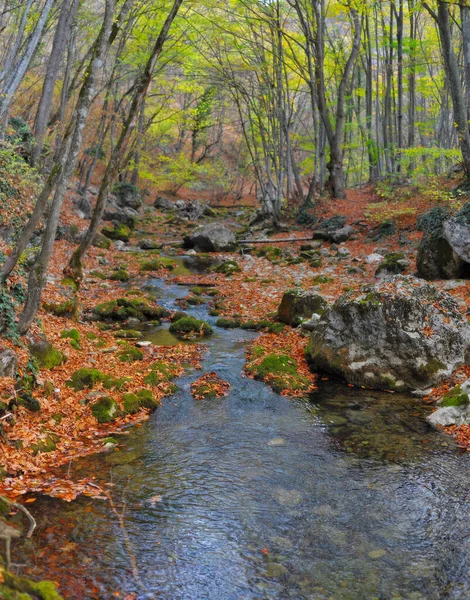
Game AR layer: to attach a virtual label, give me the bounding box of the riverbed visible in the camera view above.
[16,259,470,599]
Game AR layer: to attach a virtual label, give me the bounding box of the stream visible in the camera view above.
[16,257,470,599]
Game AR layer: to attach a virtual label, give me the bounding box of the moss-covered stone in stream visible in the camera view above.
[102,223,130,242]
[240,320,285,334]
[246,353,310,393]
[91,396,120,423]
[169,316,213,338]
[29,341,65,370]
[216,318,241,329]
[0,569,63,599]
[92,298,169,322]
[66,368,106,391]
[186,295,205,305]
[170,310,189,322]
[440,384,470,407]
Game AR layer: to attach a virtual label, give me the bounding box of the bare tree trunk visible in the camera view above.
[32,0,79,167]
[17,0,117,333]
[67,0,184,283]
[0,0,55,131]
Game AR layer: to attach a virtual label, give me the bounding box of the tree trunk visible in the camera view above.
[0,0,55,131]
[32,0,79,167]
[17,0,117,333]
[67,0,184,283]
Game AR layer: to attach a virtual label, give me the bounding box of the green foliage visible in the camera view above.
[440,385,470,407]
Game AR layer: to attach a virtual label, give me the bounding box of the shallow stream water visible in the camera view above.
[16,258,470,599]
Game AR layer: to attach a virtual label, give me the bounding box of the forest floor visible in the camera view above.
[0,179,469,509]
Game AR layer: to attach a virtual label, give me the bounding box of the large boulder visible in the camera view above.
[307,276,470,392]
[312,225,354,244]
[155,196,175,211]
[417,206,465,280]
[112,182,142,210]
[184,224,236,252]
[0,349,17,378]
[277,289,327,326]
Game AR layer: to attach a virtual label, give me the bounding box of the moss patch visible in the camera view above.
[91,396,119,423]
[213,260,241,275]
[0,570,63,599]
[441,385,470,407]
[216,318,241,329]
[29,341,65,370]
[66,368,106,391]
[169,316,213,338]
[102,223,130,242]
[246,353,310,393]
[117,345,144,363]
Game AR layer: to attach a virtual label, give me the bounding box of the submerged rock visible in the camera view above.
[277,289,327,326]
[184,223,236,252]
[307,276,470,392]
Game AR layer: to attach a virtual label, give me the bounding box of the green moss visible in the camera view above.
[114,329,143,339]
[122,392,141,415]
[417,358,446,377]
[123,389,158,414]
[187,295,205,305]
[102,376,129,391]
[169,316,213,337]
[85,332,97,340]
[254,246,282,261]
[441,385,470,407]
[42,297,78,318]
[213,260,241,275]
[246,353,309,393]
[91,396,119,423]
[117,345,144,362]
[29,342,65,370]
[216,318,241,329]
[66,368,106,391]
[0,570,63,599]
[313,275,334,284]
[108,268,130,282]
[102,223,130,242]
[32,433,59,455]
[61,329,81,349]
[61,278,78,292]
[149,361,179,380]
[190,287,205,295]
[140,258,176,271]
[170,310,189,322]
[93,298,168,322]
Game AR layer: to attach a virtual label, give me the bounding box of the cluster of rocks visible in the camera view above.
[155,197,215,220]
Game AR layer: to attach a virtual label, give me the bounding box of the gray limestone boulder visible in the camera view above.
[308,276,470,392]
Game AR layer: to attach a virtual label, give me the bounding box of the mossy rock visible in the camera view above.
[102,224,130,242]
[246,353,309,393]
[123,389,158,414]
[91,396,120,423]
[169,316,213,338]
[240,320,285,334]
[61,278,78,292]
[29,341,65,370]
[102,375,130,391]
[216,318,241,329]
[92,233,112,250]
[139,257,176,271]
[108,268,130,282]
[254,246,282,261]
[440,384,470,407]
[117,346,144,362]
[66,368,106,391]
[375,252,408,276]
[42,296,78,318]
[92,298,168,322]
[213,260,241,275]
[170,310,189,322]
[114,329,143,339]
[0,570,63,599]
[187,295,205,305]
